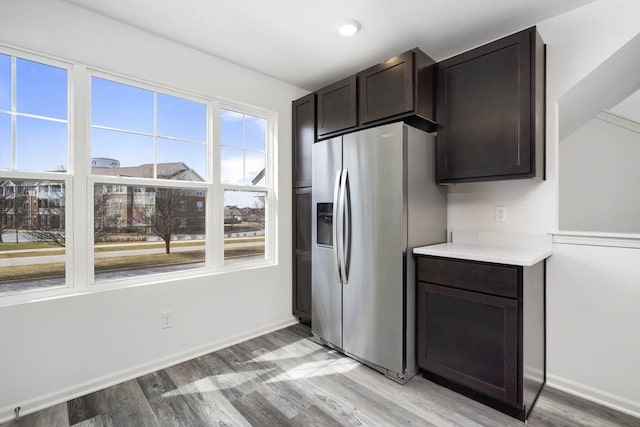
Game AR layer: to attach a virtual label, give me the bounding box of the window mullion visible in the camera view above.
[153,91,158,179]
[210,100,223,268]
[10,56,16,169]
[71,64,91,289]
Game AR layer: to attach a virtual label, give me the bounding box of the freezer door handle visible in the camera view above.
[332,169,343,283]
[340,168,350,284]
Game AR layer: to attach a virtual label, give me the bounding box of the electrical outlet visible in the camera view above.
[160,311,174,329]
[495,206,507,222]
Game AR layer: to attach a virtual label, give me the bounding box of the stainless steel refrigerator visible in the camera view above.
[311,122,447,383]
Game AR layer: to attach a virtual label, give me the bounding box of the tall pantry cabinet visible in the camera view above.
[292,93,314,324]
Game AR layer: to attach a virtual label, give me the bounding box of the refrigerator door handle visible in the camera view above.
[332,169,343,283]
[339,168,350,284]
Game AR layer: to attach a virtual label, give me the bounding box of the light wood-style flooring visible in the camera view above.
[2,324,638,426]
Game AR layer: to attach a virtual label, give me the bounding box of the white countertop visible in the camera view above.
[413,230,553,267]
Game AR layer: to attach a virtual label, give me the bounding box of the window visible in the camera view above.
[91,77,207,181]
[221,108,270,264]
[0,51,69,296]
[220,109,266,185]
[0,54,68,172]
[93,184,206,282]
[90,76,209,282]
[0,46,276,298]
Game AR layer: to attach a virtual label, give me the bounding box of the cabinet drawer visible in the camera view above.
[417,256,519,299]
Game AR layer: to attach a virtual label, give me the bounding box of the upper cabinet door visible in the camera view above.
[358,51,414,124]
[292,93,315,188]
[316,75,357,138]
[436,27,545,183]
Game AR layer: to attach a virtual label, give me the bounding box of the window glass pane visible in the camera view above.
[157,138,206,181]
[221,146,244,184]
[0,179,66,295]
[245,115,266,151]
[221,109,243,148]
[94,184,206,282]
[245,151,266,185]
[91,77,153,133]
[224,190,265,264]
[0,54,9,111]
[157,94,206,142]
[0,113,10,169]
[16,116,67,171]
[91,128,153,174]
[16,58,67,120]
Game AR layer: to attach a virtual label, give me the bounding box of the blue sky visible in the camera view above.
[0,54,267,209]
[1,55,68,171]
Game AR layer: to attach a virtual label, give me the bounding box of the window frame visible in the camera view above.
[218,102,275,269]
[0,44,278,303]
[0,46,74,301]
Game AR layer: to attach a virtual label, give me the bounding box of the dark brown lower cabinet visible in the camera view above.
[293,188,312,325]
[416,256,545,420]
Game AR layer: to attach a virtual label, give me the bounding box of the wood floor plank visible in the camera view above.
[536,387,640,427]
[230,390,294,426]
[290,404,344,427]
[163,359,251,427]
[67,392,100,425]
[91,379,160,427]
[72,414,114,427]
[2,402,68,427]
[214,344,281,398]
[137,369,210,427]
[194,352,251,402]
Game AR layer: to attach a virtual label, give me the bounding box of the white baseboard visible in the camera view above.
[547,373,640,419]
[0,316,299,424]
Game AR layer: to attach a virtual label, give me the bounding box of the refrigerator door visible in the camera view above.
[312,136,343,349]
[342,123,406,376]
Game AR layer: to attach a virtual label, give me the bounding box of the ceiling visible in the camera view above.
[63,0,595,91]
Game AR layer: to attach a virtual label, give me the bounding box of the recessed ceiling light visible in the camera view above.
[336,19,361,37]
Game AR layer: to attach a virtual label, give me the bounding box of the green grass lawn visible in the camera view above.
[0,242,60,251]
[0,237,264,259]
[0,245,265,282]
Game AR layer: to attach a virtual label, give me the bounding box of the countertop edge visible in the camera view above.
[412,246,553,267]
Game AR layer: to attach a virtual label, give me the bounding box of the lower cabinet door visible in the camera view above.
[417,282,519,405]
[294,253,312,317]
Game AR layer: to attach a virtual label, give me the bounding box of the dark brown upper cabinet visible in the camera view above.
[315,48,437,141]
[436,27,545,183]
[316,75,357,138]
[292,93,315,188]
[358,49,436,132]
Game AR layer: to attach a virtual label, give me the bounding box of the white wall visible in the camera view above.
[560,116,640,233]
[547,243,640,414]
[448,0,640,416]
[0,0,306,422]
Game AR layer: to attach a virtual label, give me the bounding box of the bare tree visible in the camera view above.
[148,188,185,254]
[93,186,111,243]
[25,221,66,247]
[253,194,265,229]
[0,182,14,243]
